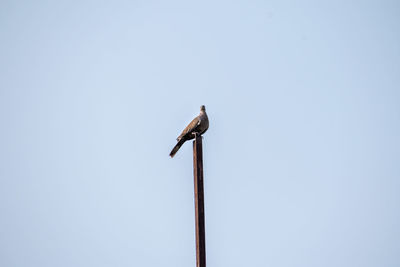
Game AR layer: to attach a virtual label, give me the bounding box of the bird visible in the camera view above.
[170,105,209,158]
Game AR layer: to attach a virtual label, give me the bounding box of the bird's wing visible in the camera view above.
[177,116,200,141]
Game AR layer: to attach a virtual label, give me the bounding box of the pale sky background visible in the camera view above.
[1,1,399,266]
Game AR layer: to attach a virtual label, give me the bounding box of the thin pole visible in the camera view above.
[193,135,206,267]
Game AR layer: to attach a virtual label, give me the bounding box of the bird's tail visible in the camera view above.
[170,139,185,158]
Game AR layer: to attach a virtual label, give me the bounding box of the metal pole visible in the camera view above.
[193,135,206,267]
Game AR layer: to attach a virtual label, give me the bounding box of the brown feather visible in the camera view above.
[177,117,200,141]
[170,139,186,158]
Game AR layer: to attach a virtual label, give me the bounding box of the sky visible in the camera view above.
[0,0,399,266]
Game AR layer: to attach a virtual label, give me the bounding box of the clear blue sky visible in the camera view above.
[1,1,399,266]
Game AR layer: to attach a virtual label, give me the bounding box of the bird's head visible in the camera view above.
[200,105,206,111]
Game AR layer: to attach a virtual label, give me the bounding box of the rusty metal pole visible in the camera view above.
[193,135,206,267]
